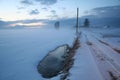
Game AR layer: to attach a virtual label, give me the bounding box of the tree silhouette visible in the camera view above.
[54,21,60,29]
[84,18,90,27]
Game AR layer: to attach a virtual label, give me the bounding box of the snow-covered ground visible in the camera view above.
[67,28,120,80]
[0,27,75,80]
[0,27,120,80]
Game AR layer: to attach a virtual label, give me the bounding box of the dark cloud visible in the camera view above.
[29,9,39,15]
[20,0,57,6]
[35,0,57,5]
[81,5,120,27]
[85,5,120,18]
[47,10,58,19]
[41,7,47,10]
[52,14,58,18]
[20,0,33,5]
[47,14,58,20]
[51,10,56,14]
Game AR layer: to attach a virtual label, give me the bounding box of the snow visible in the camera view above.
[67,27,120,80]
[0,28,75,80]
[67,34,103,80]
[0,27,120,80]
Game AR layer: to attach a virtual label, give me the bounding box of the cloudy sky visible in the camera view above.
[0,0,120,27]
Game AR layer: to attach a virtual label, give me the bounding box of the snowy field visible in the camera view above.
[0,27,120,80]
[0,27,75,80]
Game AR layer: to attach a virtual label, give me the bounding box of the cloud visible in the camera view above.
[0,19,52,28]
[62,7,66,10]
[35,0,57,5]
[47,14,58,20]
[20,0,58,6]
[84,5,120,18]
[17,7,26,9]
[51,10,56,14]
[20,0,33,5]
[11,19,47,24]
[80,5,120,27]
[29,9,40,15]
[41,7,48,10]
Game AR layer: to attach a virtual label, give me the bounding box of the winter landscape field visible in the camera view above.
[0,27,120,80]
[0,0,120,80]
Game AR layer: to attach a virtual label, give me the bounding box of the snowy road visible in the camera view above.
[67,28,120,80]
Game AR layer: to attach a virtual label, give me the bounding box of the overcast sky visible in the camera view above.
[0,0,120,21]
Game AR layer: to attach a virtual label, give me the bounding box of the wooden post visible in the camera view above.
[76,8,79,34]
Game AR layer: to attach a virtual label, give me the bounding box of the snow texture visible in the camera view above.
[0,27,120,80]
[0,28,75,80]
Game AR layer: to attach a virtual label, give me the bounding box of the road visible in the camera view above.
[67,29,120,80]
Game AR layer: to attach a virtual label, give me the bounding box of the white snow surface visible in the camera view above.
[0,27,120,80]
[0,28,75,80]
[67,28,120,80]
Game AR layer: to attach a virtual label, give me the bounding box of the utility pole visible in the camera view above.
[76,8,79,34]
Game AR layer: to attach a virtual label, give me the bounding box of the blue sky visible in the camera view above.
[0,0,120,21]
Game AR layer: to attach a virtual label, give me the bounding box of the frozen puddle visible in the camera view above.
[37,44,70,78]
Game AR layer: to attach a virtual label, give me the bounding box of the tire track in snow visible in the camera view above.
[84,28,120,54]
[90,45,120,79]
[67,32,104,80]
[81,32,105,80]
[88,31,120,64]
[83,32,120,80]
[82,29,120,64]
[91,43,120,72]
[98,39,120,54]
